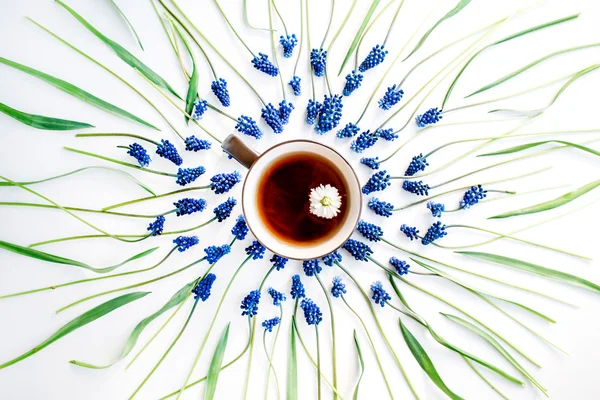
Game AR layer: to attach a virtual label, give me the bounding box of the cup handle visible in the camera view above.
[221,134,261,169]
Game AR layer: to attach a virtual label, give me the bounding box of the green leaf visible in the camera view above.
[0,57,157,130]
[107,0,144,50]
[352,330,365,400]
[458,252,600,293]
[205,323,231,400]
[479,140,600,157]
[404,0,471,61]
[287,317,298,400]
[399,319,464,400]
[338,0,381,75]
[0,101,93,130]
[442,313,547,394]
[56,0,181,100]
[0,291,149,369]
[70,281,194,368]
[489,179,600,219]
[170,20,199,125]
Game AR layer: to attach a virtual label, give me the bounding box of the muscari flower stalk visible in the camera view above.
[359,45,388,73]
[213,197,237,222]
[176,166,206,186]
[204,244,231,264]
[252,52,279,76]
[127,143,151,167]
[300,298,323,325]
[351,130,378,153]
[241,289,261,317]
[427,201,445,218]
[268,287,286,306]
[330,276,346,298]
[261,103,284,134]
[303,259,322,277]
[235,115,263,139]
[306,99,322,125]
[156,139,183,166]
[173,235,199,252]
[210,171,241,194]
[270,254,288,271]
[310,48,327,77]
[460,185,487,209]
[400,224,419,241]
[245,240,266,260]
[232,215,249,240]
[356,220,383,242]
[262,317,281,332]
[362,170,391,195]
[192,99,209,120]
[147,215,165,236]
[421,221,447,245]
[280,34,298,58]
[211,78,230,107]
[336,122,360,138]
[379,85,404,110]
[389,257,410,276]
[405,154,429,176]
[360,157,380,170]
[370,281,391,307]
[290,275,306,300]
[315,95,343,134]
[368,198,394,217]
[343,70,363,96]
[193,273,217,301]
[342,239,373,262]
[278,100,294,125]
[416,107,442,128]
[402,180,430,196]
[289,76,301,96]
[174,198,207,216]
[184,136,212,152]
[322,250,342,267]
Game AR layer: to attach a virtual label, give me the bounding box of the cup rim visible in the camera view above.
[241,139,362,260]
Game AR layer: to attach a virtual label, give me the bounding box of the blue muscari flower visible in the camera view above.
[400,224,419,241]
[214,197,237,222]
[337,122,360,138]
[245,240,266,260]
[236,115,263,139]
[268,287,286,306]
[127,143,151,167]
[342,239,373,262]
[351,130,378,153]
[261,103,284,134]
[310,48,327,77]
[379,85,404,110]
[289,75,301,96]
[306,99,322,125]
[252,52,279,76]
[176,166,206,186]
[322,250,342,267]
[303,259,322,277]
[290,274,305,299]
[278,100,294,125]
[402,180,430,196]
[185,136,212,152]
[416,107,442,128]
[422,221,447,245]
[262,317,281,332]
[427,201,445,218]
[361,157,380,170]
[270,254,288,271]
[147,215,165,236]
[405,154,428,176]
[375,128,397,141]
[156,139,183,166]
[389,257,410,276]
[192,99,208,120]
[331,276,346,298]
[174,198,207,216]
[211,78,230,107]
[315,95,343,134]
[362,170,391,195]
[357,220,383,242]
[231,215,249,240]
[368,197,394,217]
[173,235,199,252]
[370,281,391,307]
[300,298,323,325]
[343,70,363,96]
[460,185,487,209]
[241,290,261,317]
[193,273,216,301]
[359,44,388,72]
[204,244,231,264]
[210,171,241,194]
[280,34,298,58]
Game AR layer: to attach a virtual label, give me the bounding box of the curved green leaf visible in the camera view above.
[107,0,144,50]
[479,140,600,157]
[0,291,149,369]
[171,20,199,125]
[352,330,365,400]
[404,0,472,61]
[205,323,231,400]
[56,0,181,100]
[0,101,93,130]
[287,318,298,400]
[338,0,381,75]
[489,179,600,219]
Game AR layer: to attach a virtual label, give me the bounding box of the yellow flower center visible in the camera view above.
[320,196,333,207]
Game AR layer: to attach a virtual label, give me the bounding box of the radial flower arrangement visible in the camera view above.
[0,1,599,400]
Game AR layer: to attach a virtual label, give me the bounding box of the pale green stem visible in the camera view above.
[316,325,322,400]
[320,0,335,49]
[382,0,405,46]
[293,0,305,76]
[243,0,274,31]
[269,0,286,99]
[315,273,337,400]
[264,305,284,400]
[211,0,256,56]
[271,0,289,35]
[0,202,165,219]
[325,0,358,86]
[463,357,510,400]
[102,185,209,211]
[354,0,399,70]
[263,330,282,400]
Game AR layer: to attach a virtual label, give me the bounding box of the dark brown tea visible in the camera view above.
[257,152,349,246]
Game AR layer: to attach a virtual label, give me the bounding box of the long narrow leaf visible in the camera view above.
[352,330,365,400]
[56,0,181,99]
[205,323,231,400]
[0,101,93,130]
[489,179,600,219]
[287,318,298,400]
[479,140,600,157]
[399,319,463,400]
[458,252,600,293]
[107,0,144,50]
[338,0,381,75]
[0,291,149,369]
[171,20,199,124]
[404,0,472,61]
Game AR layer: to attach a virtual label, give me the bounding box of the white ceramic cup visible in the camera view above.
[222,134,362,260]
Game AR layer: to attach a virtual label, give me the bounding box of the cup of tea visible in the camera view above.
[222,134,362,260]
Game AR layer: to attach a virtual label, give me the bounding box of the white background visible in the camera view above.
[1,0,599,399]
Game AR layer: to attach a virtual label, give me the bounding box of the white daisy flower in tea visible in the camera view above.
[309,184,342,219]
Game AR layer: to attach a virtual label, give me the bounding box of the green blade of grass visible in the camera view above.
[56,0,181,100]
[338,0,381,75]
[352,330,365,400]
[488,179,600,219]
[0,57,157,129]
[0,291,149,369]
[458,251,600,293]
[205,323,231,400]
[107,0,144,50]
[287,318,298,400]
[170,20,199,125]
[404,0,472,61]
[479,140,600,157]
[0,101,93,130]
